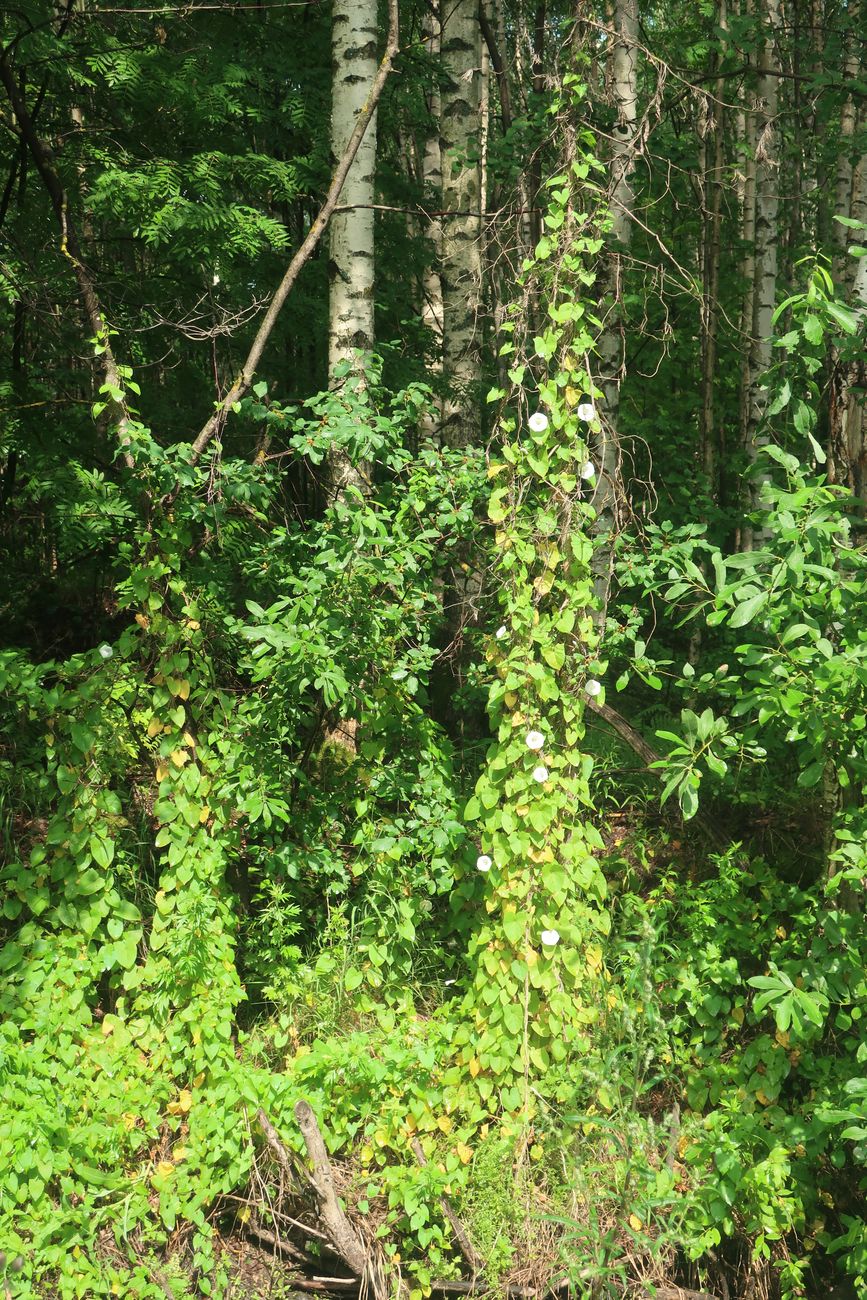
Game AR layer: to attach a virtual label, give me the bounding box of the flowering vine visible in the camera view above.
[451,78,613,1117]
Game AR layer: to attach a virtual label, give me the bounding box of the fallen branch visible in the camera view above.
[243,1218,310,1264]
[292,1100,369,1279]
[185,0,400,470]
[648,1288,718,1300]
[410,1136,485,1276]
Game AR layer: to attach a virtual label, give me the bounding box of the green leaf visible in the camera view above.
[502,911,528,944]
[464,796,481,822]
[77,868,104,896]
[730,592,768,628]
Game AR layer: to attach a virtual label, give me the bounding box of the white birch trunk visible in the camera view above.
[328,0,378,493]
[440,0,483,448]
[833,0,861,286]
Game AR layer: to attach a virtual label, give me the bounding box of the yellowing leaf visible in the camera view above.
[177,679,190,700]
[198,806,211,824]
[586,944,603,973]
[775,1029,790,1048]
[122,1112,138,1130]
[628,1213,643,1232]
[154,1161,175,1180]
[170,749,189,768]
[156,763,168,782]
[172,1146,189,1162]
[504,691,518,709]
[167,1088,193,1115]
[237,1204,251,1223]
[468,1057,481,1079]
[456,1142,473,1165]
[135,613,150,630]
[147,718,163,737]
[732,1005,745,1025]
[565,386,580,407]
[436,1115,453,1134]
[183,731,196,748]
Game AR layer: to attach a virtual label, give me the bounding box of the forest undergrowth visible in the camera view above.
[3,3,867,1298]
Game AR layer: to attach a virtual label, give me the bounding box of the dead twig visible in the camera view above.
[291,1101,369,1279]
[184,0,400,473]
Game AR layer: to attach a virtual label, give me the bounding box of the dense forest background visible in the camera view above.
[1,0,867,1297]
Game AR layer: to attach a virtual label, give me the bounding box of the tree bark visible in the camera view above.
[699,1,728,499]
[440,0,484,448]
[743,0,782,548]
[327,0,380,495]
[593,0,638,616]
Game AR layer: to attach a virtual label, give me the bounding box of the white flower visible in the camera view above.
[576,401,596,422]
[98,644,113,660]
[532,765,549,783]
[476,854,492,872]
[495,625,507,640]
[585,679,602,698]
[541,929,560,947]
[580,460,596,481]
[528,411,548,433]
[525,730,545,751]
[444,978,457,986]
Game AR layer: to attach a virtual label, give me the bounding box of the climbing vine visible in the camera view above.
[453,78,614,1113]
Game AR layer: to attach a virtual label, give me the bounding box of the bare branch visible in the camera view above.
[0,53,136,469]
[186,0,400,471]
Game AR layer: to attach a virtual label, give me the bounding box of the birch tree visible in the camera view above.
[439,0,484,448]
[328,0,379,492]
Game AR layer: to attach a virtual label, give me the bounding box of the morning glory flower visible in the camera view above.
[580,461,596,481]
[525,730,545,751]
[585,679,602,698]
[532,765,549,783]
[476,854,492,872]
[495,625,507,640]
[541,929,560,947]
[576,400,596,422]
[98,644,113,660]
[528,412,548,433]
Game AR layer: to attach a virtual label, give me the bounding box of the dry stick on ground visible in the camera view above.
[409,1136,486,1276]
[185,0,399,472]
[0,55,136,470]
[257,1106,373,1285]
[291,1101,370,1279]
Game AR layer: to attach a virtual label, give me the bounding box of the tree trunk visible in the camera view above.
[829,2,866,503]
[593,0,638,614]
[743,0,782,548]
[440,0,484,449]
[328,0,379,494]
[421,2,445,443]
[699,0,728,499]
